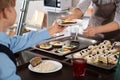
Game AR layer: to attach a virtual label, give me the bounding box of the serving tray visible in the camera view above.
[65,54,116,70]
[33,35,97,56]
[65,40,120,70]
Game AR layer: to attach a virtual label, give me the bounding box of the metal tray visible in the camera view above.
[65,54,116,70]
[65,39,120,70]
[33,35,97,56]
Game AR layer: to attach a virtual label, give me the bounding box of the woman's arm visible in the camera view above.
[83,21,119,37]
[83,1,120,37]
[95,21,119,34]
[60,0,91,19]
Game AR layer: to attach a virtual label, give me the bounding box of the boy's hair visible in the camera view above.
[0,0,16,12]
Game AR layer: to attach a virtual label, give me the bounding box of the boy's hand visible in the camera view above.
[48,21,67,36]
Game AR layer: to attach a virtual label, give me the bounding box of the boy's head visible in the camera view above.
[0,0,16,31]
[0,0,16,12]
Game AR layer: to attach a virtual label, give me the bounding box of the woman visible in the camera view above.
[62,0,120,40]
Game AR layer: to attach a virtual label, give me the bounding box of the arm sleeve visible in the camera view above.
[76,0,91,14]
[9,29,50,53]
[114,1,120,29]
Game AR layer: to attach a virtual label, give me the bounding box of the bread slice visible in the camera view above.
[30,57,42,67]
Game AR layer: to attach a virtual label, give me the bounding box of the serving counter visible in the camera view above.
[17,33,120,80]
[17,49,115,80]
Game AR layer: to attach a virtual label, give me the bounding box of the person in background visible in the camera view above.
[61,0,120,40]
[0,0,66,80]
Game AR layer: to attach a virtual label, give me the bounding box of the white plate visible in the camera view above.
[57,19,83,26]
[28,60,63,73]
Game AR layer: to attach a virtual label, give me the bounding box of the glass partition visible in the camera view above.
[15,0,46,35]
[114,53,120,80]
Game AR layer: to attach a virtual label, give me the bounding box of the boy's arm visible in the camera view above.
[10,21,66,53]
[10,29,50,53]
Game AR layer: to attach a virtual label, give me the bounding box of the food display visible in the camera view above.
[72,40,120,65]
[34,36,97,56]
[38,40,77,54]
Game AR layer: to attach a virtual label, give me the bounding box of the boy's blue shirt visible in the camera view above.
[0,29,50,80]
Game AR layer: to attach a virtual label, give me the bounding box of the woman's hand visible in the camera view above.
[47,21,67,36]
[83,26,97,37]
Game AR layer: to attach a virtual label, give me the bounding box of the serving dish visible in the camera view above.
[57,19,83,26]
[65,40,120,70]
[66,54,116,70]
[33,35,97,56]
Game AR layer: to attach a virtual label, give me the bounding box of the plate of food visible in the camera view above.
[28,57,63,73]
[56,48,71,54]
[49,40,63,48]
[38,43,53,50]
[57,19,83,26]
[63,44,78,50]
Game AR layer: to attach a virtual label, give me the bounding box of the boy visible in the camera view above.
[0,0,66,80]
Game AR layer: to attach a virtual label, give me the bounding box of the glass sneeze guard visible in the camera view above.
[114,53,120,80]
